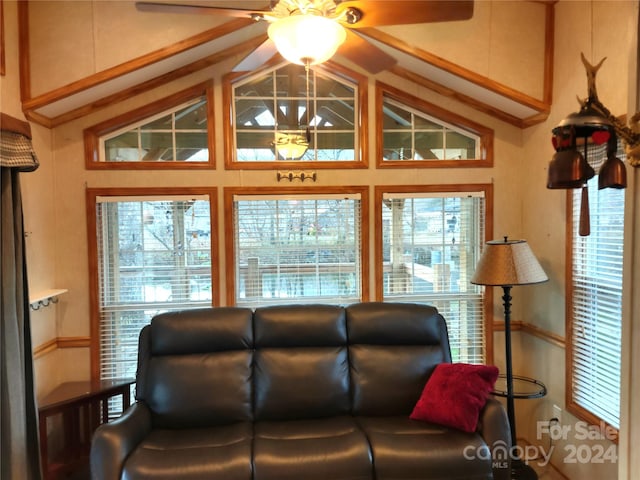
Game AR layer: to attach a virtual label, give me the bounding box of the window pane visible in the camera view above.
[381,193,486,363]
[97,197,212,382]
[381,96,482,163]
[101,97,208,163]
[570,142,624,429]
[234,195,361,306]
[232,64,358,163]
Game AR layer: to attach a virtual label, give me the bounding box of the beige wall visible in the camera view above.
[1,0,61,399]
[26,0,549,102]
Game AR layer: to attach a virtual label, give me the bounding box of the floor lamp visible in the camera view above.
[471,237,548,480]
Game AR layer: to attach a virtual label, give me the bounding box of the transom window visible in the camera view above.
[225,63,367,168]
[376,186,491,363]
[226,188,368,306]
[103,99,208,162]
[84,83,214,169]
[376,82,493,168]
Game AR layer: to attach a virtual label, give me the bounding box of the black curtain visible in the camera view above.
[0,113,42,480]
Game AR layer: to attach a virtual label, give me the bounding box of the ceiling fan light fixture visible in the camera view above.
[268,14,346,66]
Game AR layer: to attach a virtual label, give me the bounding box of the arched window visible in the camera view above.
[224,62,367,168]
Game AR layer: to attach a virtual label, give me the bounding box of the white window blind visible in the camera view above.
[381,191,486,363]
[233,194,362,306]
[96,196,212,381]
[569,144,624,430]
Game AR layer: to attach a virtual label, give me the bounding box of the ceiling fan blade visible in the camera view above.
[337,1,474,28]
[233,38,279,72]
[135,2,272,20]
[337,29,396,74]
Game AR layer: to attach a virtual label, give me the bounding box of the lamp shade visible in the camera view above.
[268,14,347,66]
[470,238,548,286]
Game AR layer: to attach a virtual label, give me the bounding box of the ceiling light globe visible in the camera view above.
[268,14,347,66]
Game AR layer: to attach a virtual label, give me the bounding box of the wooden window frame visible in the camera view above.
[565,181,624,435]
[223,61,368,170]
[224,185,370,305]
[374,183,494,364]
[86,186,219,381]
[376,82,493,169]
[84,82,215,170]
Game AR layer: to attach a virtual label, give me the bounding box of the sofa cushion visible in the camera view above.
[136,308,254,428]
[254,304,346,346]
[145,351,253,428]
[253,417,373,480]
[149,307,253,355]
[410,363,499,433]
[254,347,350,420]
[356,416,493,480]
[253,304,351,420]
[121,422,253,480]
[346,302,451,416]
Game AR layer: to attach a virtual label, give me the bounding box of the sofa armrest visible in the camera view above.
[90,401,152,480]
[477,398,511,480]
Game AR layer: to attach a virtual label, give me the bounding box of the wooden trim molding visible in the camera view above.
[364,27,549,112]
[494,320,566,349]
[33,336,91,359]
[33,338,57,359]
[1,0,5,77]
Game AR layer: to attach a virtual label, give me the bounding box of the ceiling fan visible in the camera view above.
[135,0,474,74]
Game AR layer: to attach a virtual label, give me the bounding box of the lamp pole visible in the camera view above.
[502,285,517,450]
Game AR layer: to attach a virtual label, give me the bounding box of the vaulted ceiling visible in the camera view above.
[18,1,554,129]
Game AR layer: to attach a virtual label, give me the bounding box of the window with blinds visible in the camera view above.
[380,191,486,363]
[232,193,362,306]
[568,144,624,430]
[95,194,213,381]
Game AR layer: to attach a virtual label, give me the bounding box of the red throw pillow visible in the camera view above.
[410,363,499,433]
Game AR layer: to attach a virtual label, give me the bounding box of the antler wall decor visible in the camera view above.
[577,53,640,167]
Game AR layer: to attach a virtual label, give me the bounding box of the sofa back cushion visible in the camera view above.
[253,304,350,420]
[346,302,452,416]
[136,307,254,428]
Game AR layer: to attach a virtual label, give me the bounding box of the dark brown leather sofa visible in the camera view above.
[91,302,511,480]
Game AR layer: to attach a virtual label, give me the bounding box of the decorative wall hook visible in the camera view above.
[276,170,317,182]
[29,289,68,311]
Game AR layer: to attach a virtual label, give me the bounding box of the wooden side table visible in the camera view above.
[38,379,134,480]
